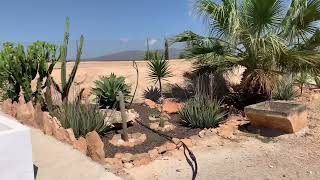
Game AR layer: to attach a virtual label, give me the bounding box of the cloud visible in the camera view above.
[148,38,158,46]
[120,38,129,43]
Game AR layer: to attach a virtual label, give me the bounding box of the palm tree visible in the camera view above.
[173,0,320,101]
[147,52,172,95]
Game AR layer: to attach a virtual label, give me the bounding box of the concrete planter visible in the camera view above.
[0,114,34,180]
[244,101,307,133]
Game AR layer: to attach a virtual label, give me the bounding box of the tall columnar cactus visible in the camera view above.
[118,91,129,141]
[50,17,84,104]
[164,38,169,60]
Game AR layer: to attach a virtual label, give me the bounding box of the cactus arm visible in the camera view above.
[62,35,84,102]
[61,17,70,90]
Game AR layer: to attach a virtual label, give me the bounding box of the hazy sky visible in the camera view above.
[0,0,205,42]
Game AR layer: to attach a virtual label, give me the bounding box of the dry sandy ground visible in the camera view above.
[126,90,320,180]
[51,59,194,103]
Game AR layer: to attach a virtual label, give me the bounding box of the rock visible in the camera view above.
[34,105,44,129]
[109,133,146,147]
[145,99,158,109]
[162,100,184,114]
[148,149,160,160]
[245,101,307,133]
[105,158,123,169]
[121,153,134,163]
[74,72,87,84]
[181,138,193,147]
[172,138,181,145]
[149,123,159,129]
[55,127,68,142]
[73,137,87,154]
[114,153,124,159]
[43,113,54,135]
[51,117,61,136]
[86,131,105,163]
[2,99,15,116]
[18,96,25,105]
[65,128,76,144]
[123,162,134,169]
[157,142,177,154]
[132,153,151,167]
[198,129,206,138]
[102,109,139,127]
[16,102,36,126]
[217,125,235,139]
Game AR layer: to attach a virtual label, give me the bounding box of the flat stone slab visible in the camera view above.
[244,101,307,133]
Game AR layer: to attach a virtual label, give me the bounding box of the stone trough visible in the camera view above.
[244,101,307,133]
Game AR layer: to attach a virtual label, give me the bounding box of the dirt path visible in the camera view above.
[126,91,320,180]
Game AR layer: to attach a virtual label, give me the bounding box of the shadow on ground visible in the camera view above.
[239,123,286,137]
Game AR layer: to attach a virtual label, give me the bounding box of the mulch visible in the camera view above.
[102,103,200,157]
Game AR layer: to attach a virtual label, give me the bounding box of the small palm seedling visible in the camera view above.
[147,52,172,94]
[92,73,131,109]
[273,78,297,100]
[179,96,225,129]
[294,73,310,95]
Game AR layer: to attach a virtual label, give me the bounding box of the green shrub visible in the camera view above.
[179,96,225,128]
[273,78,297,100]
[53,102,110,138]
[92,73,131,109]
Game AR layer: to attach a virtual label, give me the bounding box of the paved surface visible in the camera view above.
[31,129,122,180]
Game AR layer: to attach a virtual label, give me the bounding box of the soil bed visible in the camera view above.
[103,103,200,157]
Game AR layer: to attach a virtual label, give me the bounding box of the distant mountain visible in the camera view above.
[90,48,185,61]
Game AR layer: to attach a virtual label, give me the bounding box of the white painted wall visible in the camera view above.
[0,114,34,180]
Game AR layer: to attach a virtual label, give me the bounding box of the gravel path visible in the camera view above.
[126,90,320,180]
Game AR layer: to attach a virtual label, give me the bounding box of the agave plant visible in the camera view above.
[173,0,320,101]
[52,102,110,138]
[179,96,225,128]
[147,52,172,94]
[92,73,131,109]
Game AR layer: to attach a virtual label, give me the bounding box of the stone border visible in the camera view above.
[2,98,246,170]
[2,99,106,164]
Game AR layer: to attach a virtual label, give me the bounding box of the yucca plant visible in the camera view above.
[147,52,172,94]
[273,77,297,100]
[53,102,110,138]
[179,96,225,128]
[294,73,310,95]
[92,73,131,109]
[173,0,320,101]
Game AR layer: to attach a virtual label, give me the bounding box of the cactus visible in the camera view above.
[50,17,84,104]
[118,91,129,141]
[164,38,169,60]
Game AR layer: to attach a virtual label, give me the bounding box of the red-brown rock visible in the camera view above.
[73,137,87,154]
[157,142,177,154]
[2,99,16,116]
[16,102,36,126]
[43,113,54,135]
[148,149,160,160]
[132,153,151,167]
[105,158,123,169]
[144,99,158,109]
[162,100,184,114]
[86,131,105,163]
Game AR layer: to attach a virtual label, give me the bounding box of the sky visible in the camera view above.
[0,0,206,57]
